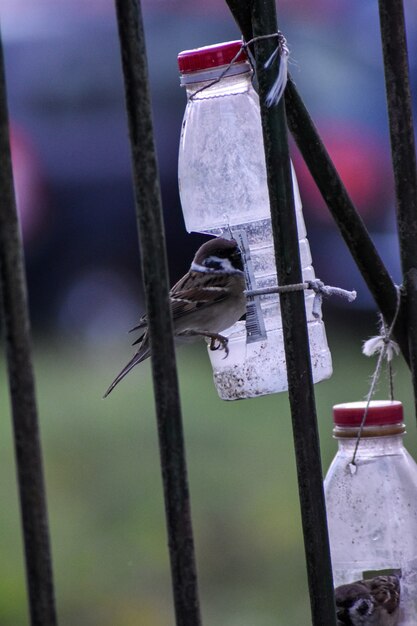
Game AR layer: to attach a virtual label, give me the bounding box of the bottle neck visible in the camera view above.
[335,429,406,457]
[334,423,405,438]
[181,62,253,100]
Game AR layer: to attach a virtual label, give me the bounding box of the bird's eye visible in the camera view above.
[203,257,222,271]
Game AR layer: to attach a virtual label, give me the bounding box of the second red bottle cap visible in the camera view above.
[333,400,403,426]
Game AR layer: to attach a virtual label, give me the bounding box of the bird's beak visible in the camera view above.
[232,249,244,272]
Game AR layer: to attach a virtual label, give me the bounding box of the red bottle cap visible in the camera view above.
[333,400,403,427]
[178,41,248,74]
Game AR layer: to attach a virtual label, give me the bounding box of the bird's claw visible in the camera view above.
[209,335,229,359]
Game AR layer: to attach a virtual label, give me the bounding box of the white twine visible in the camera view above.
[362,327,400,362]
[245,279,356,315]
[349,285,402,471]
[264,32,290,107]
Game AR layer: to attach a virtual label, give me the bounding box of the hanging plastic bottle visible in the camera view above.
[177,40,332,400]
[324,400,417,625]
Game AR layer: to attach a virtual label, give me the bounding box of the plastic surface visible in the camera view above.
[178,44,332,399]
[177,40,247,73]
[324,416,417,625]
[333,400,404,426]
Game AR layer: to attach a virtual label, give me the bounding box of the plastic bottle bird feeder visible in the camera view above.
[177,40,332,400]
[324,400,417,625]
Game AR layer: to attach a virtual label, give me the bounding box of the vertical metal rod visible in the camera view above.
[224,0,410,364]
[251,2,337,624]
[0,32,58,626]
[377,0,417,415]
[114,2,202,624]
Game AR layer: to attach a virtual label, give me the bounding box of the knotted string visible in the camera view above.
[189,33,289,107]
[363,315,400,401]
[245,279,357,315]
[263,32,289,107]
[349,285,402,471]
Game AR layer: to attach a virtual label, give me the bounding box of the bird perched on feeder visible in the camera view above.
[335,574,400,626]
[104,237,246,397]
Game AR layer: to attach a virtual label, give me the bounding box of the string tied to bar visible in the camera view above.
[362,316,400,364]
[244,278,357,316]
[349,285,402,473]
[308,278,357,318]
[189,33,290,107]
[263,31,290,107]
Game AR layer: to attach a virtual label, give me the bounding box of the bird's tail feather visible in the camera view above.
[103,345,150,398]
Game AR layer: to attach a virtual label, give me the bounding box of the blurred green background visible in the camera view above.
[0,320,415,625]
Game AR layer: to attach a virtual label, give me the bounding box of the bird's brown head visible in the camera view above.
[193,237,244,273]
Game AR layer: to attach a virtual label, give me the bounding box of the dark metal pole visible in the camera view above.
[114,2,202,624]
[224,0,409,364]
[251,2,337,624]
[377,0,417,413]
[284,79,409,363]
[0,32,58,626]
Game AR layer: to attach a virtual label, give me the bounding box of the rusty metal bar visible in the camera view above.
[377,0,417,414]
[113,1,202,624]
[250,1,337,624]
[224,0,409,365]
[0,30,58,626]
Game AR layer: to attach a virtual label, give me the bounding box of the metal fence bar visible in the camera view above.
[284,79,409,363]
[224,0,409,364]
[114,1,202,624]
[0,31,58,626]
[377,0,417,412]
[251,1,337,624]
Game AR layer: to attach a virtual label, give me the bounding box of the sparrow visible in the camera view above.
[335,575,400,626]
[104,237,246,397]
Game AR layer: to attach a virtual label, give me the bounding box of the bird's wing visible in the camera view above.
[368,576,400,615]
[129,316,148,346]
[129,314,148,334]
[103,332,151,397]
[169,270,234,320]
[129,270,242,335]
